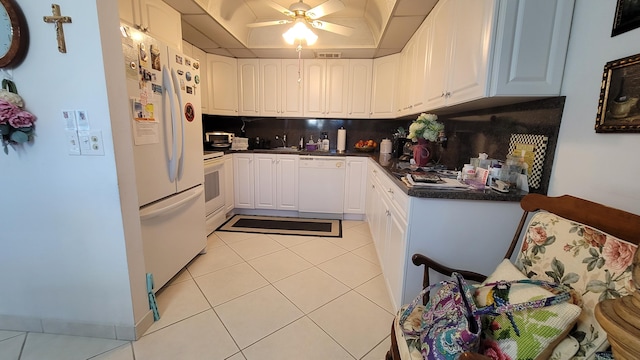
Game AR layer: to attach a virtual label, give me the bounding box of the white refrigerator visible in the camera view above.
[121,24,206,292]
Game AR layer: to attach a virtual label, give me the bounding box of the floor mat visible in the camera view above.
[217,215,342,237]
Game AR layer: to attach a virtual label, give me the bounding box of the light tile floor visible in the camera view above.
[0,220,394,360]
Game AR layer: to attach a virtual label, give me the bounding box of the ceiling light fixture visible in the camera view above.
[282,18,318,46]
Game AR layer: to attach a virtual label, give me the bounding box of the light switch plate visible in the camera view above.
[65,130,80,155]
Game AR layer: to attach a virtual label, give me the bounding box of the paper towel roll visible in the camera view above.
[337,127,346,153]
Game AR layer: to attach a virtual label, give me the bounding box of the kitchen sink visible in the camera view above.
[262,147,300,153]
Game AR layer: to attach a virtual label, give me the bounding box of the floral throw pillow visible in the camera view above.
[515,212,637,359]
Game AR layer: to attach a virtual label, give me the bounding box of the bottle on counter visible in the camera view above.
[321,132,329,152]
[299,136,304,150]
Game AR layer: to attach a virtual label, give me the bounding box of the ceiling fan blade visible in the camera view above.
[306,0,345,19]
[310,20,353,36]
[247,19,293,28]
[266,1,295,17]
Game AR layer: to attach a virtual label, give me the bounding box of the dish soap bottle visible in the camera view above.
[321,132,329,152]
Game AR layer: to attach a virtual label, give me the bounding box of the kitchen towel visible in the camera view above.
[337,127,346,153]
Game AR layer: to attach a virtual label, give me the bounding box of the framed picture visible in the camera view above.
[595,53,640,133]
[612,0,640,36]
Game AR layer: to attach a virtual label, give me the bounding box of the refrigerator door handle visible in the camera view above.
[163,65,178,183]
[140,186,204,221]
[171,68,186,181]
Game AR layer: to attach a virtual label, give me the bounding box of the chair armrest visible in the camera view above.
[412,253,487,287]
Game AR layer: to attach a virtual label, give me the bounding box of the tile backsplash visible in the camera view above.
[203,97,565,193]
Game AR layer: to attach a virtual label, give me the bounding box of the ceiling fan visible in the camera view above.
[247,0,354,40]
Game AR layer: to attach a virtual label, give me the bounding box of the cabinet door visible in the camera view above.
[224,155,234,213]
[207,54,238,116]
[325,59,349,118]
[139,0,182,50]
[119,0,140,27]
[347,59,372,119]
[344,157,367,214]
[412,21,430,112]
[424,0,453,109]
[386,207,408,310]
[191,46,209,113]
[304,59,326,117]
[447,0,495,106]
[370,54,399,118]
[233,154,254,208]
[276,155,299,210]
[281,60,304,117]
[238,59,260,116]
[254,154,277,209]
[260,59,281,117]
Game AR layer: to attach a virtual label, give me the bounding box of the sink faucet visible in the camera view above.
[275,134,287,147]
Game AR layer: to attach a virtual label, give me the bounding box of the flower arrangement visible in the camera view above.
[0,82,36,154]
[407,113,444,142]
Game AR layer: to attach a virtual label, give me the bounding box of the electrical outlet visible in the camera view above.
[66,129,80,155]
[78,130,104,156]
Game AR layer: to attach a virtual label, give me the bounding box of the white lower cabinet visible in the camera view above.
[254,154,277,209]
[223,154,234,214]
[276,155,299,210]
[366,159,409,310]
[343,157,367,214]
[233,153,254,209]
[236,153,299,210]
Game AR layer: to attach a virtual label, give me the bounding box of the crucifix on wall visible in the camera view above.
[43,4,72,53]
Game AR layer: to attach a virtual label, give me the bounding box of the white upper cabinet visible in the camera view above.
[304,59,349,118]
[118,0,182,50]
[191,46,209,114]
[489,0,575,96]
[260,59,304,117]
[370,54,399,119]
[238,59,260,116]
[347,59,372,119]
[207,54,238,116]
[423,0,574,111]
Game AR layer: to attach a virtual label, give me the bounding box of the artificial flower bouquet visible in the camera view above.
[407,113,444,142]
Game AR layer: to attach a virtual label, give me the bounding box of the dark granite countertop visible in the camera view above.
[369,154,528,202]
[221,149,526,201]
[223,148,372,157]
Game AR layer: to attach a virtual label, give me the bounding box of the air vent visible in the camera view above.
[315,52,342,59]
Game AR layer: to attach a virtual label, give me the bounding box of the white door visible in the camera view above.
[276,155,299,210]
[281,59,304,116]
[140,185,206,291]
[254,154,277,209]
[238,59,260,116]
[304,59,326,117]
[207,54,238,115]
[325,60,349,118]
[233,154,254,208]
[260,59,281,116]
[347,59,372,118]
[139,0,182,50]
[344,157,367,214]
[167,48,204,193]
[424,0,453,109]
[370,54,399,118]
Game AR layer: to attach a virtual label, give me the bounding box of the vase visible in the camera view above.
[413,138,431,167]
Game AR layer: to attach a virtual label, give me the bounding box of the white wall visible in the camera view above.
[0,0,145,338]
[551,1,640,215]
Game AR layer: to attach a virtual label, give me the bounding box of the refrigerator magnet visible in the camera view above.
[184,103,195,122]
[175,55,183,65]
[194,75,200,84]
[186,86,193,95]
[185,72,192,81]
[185,59,191,67]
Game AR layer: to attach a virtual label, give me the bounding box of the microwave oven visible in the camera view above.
[205,132,234,149]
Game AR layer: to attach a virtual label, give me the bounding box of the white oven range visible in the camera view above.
[204,151,226,234]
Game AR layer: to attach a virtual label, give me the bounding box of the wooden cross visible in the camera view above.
[43,4,72,53]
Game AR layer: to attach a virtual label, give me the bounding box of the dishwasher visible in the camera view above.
[298,156,346,215]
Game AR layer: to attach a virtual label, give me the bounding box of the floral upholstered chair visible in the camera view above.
[514,211,637,359]
[387,194,640,360]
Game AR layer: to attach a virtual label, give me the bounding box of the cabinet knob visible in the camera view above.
[387,188,394,194]
[385,210,391,216]
[445,92,451,97]
[441,92,445,97]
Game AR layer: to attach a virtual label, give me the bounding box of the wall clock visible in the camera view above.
[0,0,28,68]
